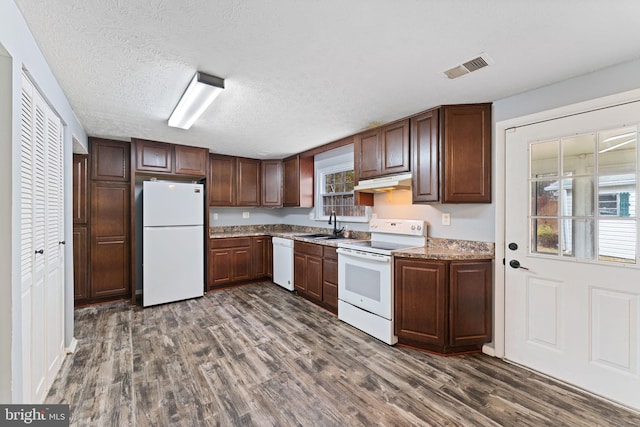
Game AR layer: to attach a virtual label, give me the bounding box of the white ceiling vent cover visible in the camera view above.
[444,53,494,79]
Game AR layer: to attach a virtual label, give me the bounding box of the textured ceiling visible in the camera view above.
[15,0,640,159]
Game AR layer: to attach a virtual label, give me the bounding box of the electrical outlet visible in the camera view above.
[242,212,250,219]
[213,213,218,220]
[442,213,451,226]
[309,211,314,220]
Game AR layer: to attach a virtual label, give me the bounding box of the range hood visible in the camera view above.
[353,173,412,193]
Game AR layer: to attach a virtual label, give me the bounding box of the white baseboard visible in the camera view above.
[65,337,78,354]
[482,343,496,357]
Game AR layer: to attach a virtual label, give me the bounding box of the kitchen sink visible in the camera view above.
[296,233,349,240]
[296,233,333,239]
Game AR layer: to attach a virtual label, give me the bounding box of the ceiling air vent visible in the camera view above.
[444,53,494,79]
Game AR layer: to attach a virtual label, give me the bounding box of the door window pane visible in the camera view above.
[532,218,559,255]
[531,180,559,217]
[598,219,636,263]
[562,134,595,176]
[561,219,595,259]
[598,175,635,217]
[561,177,594,217]
[598,127,636,173]
[531,140,559,178]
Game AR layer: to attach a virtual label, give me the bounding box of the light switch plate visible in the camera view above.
[213,213,218,220]
[242,212,250,219]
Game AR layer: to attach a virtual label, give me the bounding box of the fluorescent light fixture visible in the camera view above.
[168,72,224,129]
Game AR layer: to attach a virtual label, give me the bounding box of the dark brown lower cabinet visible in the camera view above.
[209,237,251,288]
[208,236,272,290]
[90,181,131,299]
[322,246,338,313]
[394,258,492,354]
[251,236,271,278]
[73,226,89,302]
[266,236,273,278]
[293,241,323,302]
[293,241,338,313]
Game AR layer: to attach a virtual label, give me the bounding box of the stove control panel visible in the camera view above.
[368,219,426,236]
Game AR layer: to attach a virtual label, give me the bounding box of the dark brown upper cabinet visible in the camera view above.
[174,144,208,176]
[90,138,130,182]
[261,159,283,207]
[355,129,381,180]
[412,104,491,204]
[381,119,410,175]
[441,104,491,203]
[133,138,208,178]
[236,157,261,206]
[208,154,235,206]
[411,109,439,203]
[208,154,261,207]
[355,119,410,181]
[283,155,313,207]
[135,139,173,174]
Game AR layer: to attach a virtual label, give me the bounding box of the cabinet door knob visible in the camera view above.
[59,241,66,245]
[35,249,44,255]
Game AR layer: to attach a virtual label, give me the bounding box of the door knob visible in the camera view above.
[508,242,518,250]
[509,259,529,270]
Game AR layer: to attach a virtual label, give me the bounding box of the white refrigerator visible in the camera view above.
[143,181,204,307]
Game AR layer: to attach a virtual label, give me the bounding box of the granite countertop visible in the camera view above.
[209,225,495,260]
[392,237,494,261]
[209,224,369,248]
[210,230,364,248]
[392,246,494,261]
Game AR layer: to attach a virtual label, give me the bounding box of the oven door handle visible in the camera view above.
[337,248,390,262]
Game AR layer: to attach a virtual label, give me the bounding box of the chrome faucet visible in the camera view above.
[328,211,344,237]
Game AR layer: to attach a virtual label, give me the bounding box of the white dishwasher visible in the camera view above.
[272,237,294,291]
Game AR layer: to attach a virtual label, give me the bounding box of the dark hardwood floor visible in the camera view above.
[47,282,640,426]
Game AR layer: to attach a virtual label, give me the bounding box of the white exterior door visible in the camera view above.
[20,73,65,403]
[505,101,640,410]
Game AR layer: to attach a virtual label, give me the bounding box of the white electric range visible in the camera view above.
[336,218,426,345]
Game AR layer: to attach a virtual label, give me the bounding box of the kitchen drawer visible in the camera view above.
[210,237,251,249]
[323,246,338,260]
[294,241,323,257]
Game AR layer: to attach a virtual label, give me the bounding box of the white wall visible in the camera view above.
[494,58,640,122]
[371,190,495,241]
[208,195,495,242]
[209,207,371,232]
[0,0,87,403]
[0,49,13,404]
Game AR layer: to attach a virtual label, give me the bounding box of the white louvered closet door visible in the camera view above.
[19,74,34,403]
[44,102,64,388]
[20,72,65,403]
